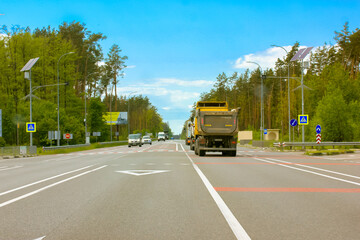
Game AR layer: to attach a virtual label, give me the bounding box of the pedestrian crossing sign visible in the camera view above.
[298,115,309,125]
[26,122,36,132]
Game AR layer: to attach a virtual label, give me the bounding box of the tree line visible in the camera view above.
[184,22,360,142]
[0,21,170,146]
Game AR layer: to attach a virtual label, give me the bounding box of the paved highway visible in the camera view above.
[0,141,359,239]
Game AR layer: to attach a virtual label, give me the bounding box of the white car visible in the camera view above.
[142,135,152,145]
[128,134,142,147]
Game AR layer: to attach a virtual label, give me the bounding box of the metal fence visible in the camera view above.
[43,141,128,151]
[43,144,90,151]
[0,146,37,157]
[274,142,360,149]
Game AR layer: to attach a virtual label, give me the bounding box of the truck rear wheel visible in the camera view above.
[230,151,236,156]
[199,150,205,156]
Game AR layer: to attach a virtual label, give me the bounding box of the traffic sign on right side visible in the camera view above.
[316,124,321,134]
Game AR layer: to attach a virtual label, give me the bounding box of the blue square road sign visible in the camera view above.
[298,115,309,125]
[26,122,36,132]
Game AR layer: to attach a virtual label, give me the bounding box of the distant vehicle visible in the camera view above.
[170,137,174,140]
[128,133,142,147]
[158,132,166,141]
[192,101,240,156]
[142,135,152,145]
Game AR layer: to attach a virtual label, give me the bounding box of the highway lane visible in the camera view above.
[0,141,359,239]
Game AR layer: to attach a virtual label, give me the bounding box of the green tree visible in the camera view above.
[313,88,353,142]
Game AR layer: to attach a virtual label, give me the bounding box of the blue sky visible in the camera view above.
[1,0,360,134]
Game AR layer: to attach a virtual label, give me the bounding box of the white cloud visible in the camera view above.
[126,65,136,69]
[162,107,171,110]
[233,45,316,70]
[96,61,105,67]
[0,33,8,40]
[155,78,214,87]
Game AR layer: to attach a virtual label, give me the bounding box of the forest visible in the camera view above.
[184,23,360,142]
[0,21,171,147]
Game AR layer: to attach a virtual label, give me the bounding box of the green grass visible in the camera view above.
[305,149,355,156]
[37,142,128,155]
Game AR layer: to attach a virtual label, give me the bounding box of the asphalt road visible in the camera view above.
[0,141,359,240]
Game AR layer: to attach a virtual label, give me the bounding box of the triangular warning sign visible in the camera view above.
[28,125,34,130]
[300,116,307,123]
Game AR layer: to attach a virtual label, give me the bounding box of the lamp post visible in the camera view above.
[272,45,291,142]
[127,91,137,135]
[20,57,39,147]
[247,61,264,141]
[57,52,74,146]
[84,72,96,144]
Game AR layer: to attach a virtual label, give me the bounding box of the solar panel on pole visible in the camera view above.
[298,47,313,60]
[290,48,306,62]
[20,57,39,72]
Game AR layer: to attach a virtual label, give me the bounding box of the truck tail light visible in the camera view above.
[232,141,236,144]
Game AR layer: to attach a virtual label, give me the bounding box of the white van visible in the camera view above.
[158,132,166,141]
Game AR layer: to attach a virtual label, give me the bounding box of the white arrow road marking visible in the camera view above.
[33,236,46,240]
[116,170,171,176]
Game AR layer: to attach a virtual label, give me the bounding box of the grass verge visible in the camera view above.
[305,149,355,156]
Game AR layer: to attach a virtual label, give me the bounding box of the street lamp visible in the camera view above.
[20,57,39,146]
[271,45,291,142]
[57,52,74,146]
[247,61,264,141]
[127,91,137,135]
[84,72,96,144]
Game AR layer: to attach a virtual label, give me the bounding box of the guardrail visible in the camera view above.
[98,140,127,145]
[43,141,128,151]
[274,142,360,149]
[43,144,90,151]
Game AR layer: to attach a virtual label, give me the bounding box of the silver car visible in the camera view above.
[128,134,142,147]
[142,135,152,145]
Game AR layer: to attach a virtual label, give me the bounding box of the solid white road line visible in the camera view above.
[0,165,94,197]
[176,143,179,152]
[254,158,360,187]
[180,144,251,240]
[266,158,360,180]
[0,165,107,208]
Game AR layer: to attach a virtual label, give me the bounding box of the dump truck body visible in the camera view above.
[192,101,239,156]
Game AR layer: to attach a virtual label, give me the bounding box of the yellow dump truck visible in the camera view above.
[191,101,239,156]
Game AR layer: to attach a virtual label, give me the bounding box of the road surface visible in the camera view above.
[0,141,359,239]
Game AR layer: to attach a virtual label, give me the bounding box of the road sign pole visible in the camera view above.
[301,60,305,144]
[30,69,33,146]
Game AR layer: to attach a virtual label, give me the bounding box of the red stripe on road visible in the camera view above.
[214,187,360,193]
[196,162,360,165]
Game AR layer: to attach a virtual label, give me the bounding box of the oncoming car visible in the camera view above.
[142,135,152,145]
[158,132,166,141]
[128,134,142,147]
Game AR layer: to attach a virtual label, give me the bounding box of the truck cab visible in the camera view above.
[158,132,166,141]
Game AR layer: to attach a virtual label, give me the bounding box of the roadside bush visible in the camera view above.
[0,137,5,147]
